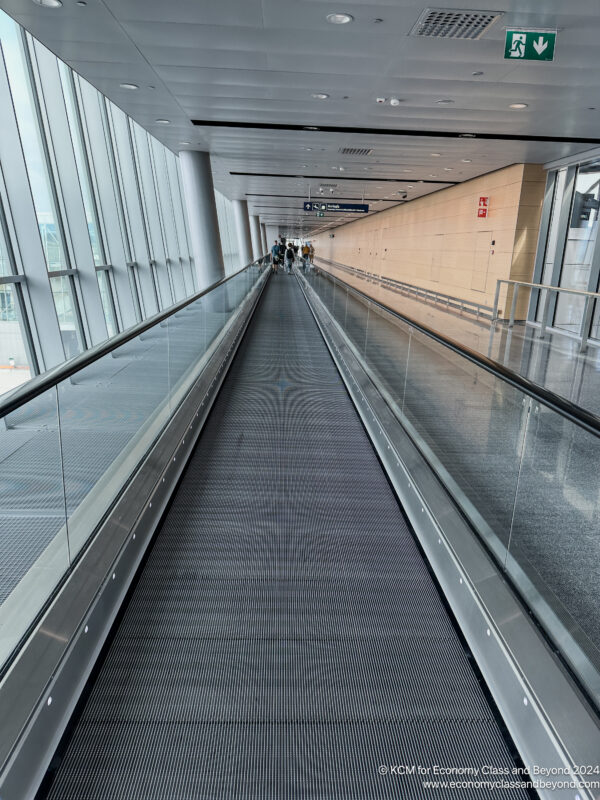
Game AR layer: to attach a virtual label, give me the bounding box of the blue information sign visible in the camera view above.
[303,201,369,213]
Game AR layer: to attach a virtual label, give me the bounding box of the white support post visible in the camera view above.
[178,150,225,290]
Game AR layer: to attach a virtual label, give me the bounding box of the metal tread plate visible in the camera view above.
[46,276,527,799]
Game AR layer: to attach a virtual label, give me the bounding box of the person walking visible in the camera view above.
[285,244,295,274]
[270,240,280,273]
[308,243,315,266]
[301,242,310,270]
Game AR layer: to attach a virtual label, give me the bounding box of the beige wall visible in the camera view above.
[312,163,546,319]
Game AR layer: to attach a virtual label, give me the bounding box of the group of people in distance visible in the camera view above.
[270,237,314,274]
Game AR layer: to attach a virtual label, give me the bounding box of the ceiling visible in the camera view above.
[2,0,600,236]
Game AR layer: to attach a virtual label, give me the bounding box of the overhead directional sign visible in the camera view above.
[303,201,369,213]
[504,30,556,61]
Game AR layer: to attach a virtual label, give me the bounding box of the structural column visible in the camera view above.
[249,214,262,260]
[178,150,225,289]
[260,223,268,255]
[265,225,279,251]
[232,199,253,268]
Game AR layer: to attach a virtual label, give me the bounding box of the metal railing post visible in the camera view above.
[539,288,552,339]
[492,280,502,321]
[508,283,520,328]
[579,296,595,354]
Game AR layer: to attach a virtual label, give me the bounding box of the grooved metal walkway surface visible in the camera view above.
[46,275,527,799]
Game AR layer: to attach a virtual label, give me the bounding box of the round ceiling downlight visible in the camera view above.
[326,12,354,24]
[31,0,63,7]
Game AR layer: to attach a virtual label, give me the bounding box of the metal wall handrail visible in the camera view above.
[316,256,494,320]
[0,256,268,418]
[493,278,600,353]
[315,265,600,439]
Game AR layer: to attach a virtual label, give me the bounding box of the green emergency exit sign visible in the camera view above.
[504,30,556,61]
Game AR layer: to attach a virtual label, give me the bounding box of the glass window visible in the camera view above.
[96,270,118,338]
[129,120,171,309]
[49,275,84,358]
[59,63,106,267]
[0,13,68,272]
[128,264,144,323]
[150,139,186,300]
[106,103,159,317]
[554,163,600,334]
[169,153,196,292]
[536,169,568,322]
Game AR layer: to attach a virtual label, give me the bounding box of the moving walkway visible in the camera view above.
[0,263,598,800]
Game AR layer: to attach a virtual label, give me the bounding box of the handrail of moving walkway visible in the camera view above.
[0,256,269,418]
[313,260,600,439]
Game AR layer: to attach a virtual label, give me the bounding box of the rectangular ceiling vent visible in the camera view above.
[318,183,338,188]
[410,8,503,39]
[339,147,373,156]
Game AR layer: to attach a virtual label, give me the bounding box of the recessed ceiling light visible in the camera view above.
[407,184,414,188]
[179,141,191,146]
[472,71,484,76]
[311,93,329,100]
[461,158,472,163]
[373,17,383,23]
[155,119,170,124]
[304,126,319,131]
[429,174,437,178]
[444,167,453,171]
[31,0,62,6]
[119,83,139,90]
[389,97,403,106]
[327,12,354,24]
[509,102,528,109]
[436,99,454,105]
[376,97,386,104]
[430,153,441,157]
[301,164,308,168]
[76,1,87,5]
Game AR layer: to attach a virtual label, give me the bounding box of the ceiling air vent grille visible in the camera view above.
[318,183,338,188]
[410,8,503,39]
[339,147,373,156]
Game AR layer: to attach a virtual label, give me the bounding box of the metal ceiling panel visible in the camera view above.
[2,0,600,231]
[104,0,265,27]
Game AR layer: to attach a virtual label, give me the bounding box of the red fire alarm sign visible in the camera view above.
[478,208,488,218]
